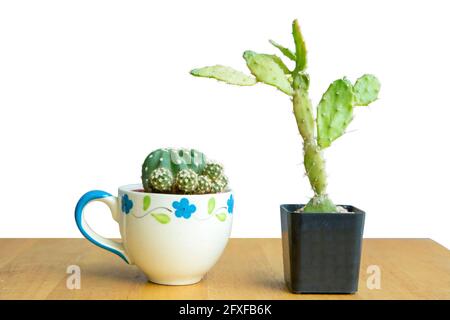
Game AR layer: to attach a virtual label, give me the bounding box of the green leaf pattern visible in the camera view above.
[215,213,227,222]
[208,197,216,214]
[151,213,171,224]
[143,195,151,211]
[135,195,230,223]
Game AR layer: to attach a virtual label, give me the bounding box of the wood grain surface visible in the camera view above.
[0,238,449,300]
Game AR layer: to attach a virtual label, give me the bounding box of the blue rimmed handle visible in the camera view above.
[75,190,131,264]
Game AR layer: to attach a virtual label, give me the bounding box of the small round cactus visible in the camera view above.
[196,175,212,194]
[175,169,199,193]
[209,174,229,193]
[214,175,228,190]
[203,162,223,180]
[149,167,174,192]
[210,180,224,193]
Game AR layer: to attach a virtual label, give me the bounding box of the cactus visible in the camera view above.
[203,162,224,180]
[175,169,199,193]
[210,181,222,193]
[196,175,212,194]
[149,167,173,192]
[141,148,229,194]
[190,19,380,213]
[214,175,228,189]
[141,148,207,192]
[205,174,227,193]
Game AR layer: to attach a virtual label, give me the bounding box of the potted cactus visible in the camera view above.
[131,148,234,284]
[75,148,234,285]
[190,20,380,293]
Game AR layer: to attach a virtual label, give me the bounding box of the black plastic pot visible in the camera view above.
[280,204,365,294]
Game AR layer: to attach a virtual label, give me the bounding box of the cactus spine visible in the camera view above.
[191,19,380,213]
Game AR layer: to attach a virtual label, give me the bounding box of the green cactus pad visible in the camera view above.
[149,167,174,192]
[190,65,257,86]
[203,162,224,180]
[175,169,199,193]
[292,19,307,72]
[196,175,212,194]
[243,51,293,95]
[269,40,296,61]
[353,74,381,106]
[266,55,291,74]
[317,79,354,149]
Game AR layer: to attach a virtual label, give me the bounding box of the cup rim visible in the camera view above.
[118,183,232,198]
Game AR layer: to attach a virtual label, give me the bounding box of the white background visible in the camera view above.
[1,0,449,248]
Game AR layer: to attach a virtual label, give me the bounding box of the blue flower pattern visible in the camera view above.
[172,198,197,219]
[227,194,234,214]
[121,194,133,214]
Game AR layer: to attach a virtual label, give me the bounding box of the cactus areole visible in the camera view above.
[191,20,380,213]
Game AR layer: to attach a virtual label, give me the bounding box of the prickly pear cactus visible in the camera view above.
[191,19,380,212]
[141,148,207,192]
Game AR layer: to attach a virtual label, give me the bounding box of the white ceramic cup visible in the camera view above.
[75,184,234,285]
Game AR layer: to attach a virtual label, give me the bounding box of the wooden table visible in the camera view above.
[0,238,449,300]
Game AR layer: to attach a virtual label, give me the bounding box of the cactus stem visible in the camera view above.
[293,87,329,198]
[292,85,337,213]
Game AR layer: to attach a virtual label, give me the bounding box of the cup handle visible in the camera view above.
[75,190,132,264]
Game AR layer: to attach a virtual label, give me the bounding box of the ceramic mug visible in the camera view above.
[75,184,234,285]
